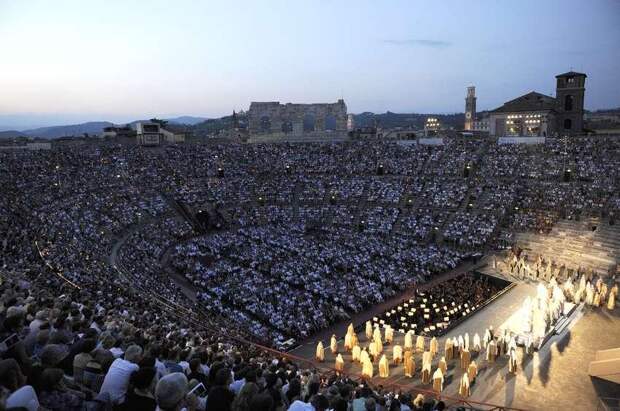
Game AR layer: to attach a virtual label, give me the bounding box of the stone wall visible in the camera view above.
[248,99,347,136]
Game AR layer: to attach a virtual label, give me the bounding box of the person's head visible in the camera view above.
[332,397,348,411]
[155,372,188,411]
[434,400,446,411]
[79,338,97,354]
[215,367,231,386]
[189,358,201,374]
[131,367,157,393]
[365,397,376,411]
[413,394,425,407]
[287,378,301,398]
[40,368,64,392]
[236,381,259,404]
[248,392,274,411]
[40,344,69,368]
[124,344,143,364]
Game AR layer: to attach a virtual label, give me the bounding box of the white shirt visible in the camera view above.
[99,358,139,404]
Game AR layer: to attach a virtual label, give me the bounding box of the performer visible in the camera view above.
[352,345,361,362]
[335,354,344,373]
[416,335,425,352]
[460,347,471,370]
[393,344,403,365]
[404,350,415,378]
[438,356,447,375]
[344,331,353,351]
[430,336,438,358]
[385,325,394,344]
[445,338,454,361]
[458,335,465,353]
[459,373,470,397]
[379,354,389,378]
[486,339,497,363]
[365,320,373,340]
[421,362,431,384]
[473,333,481,352]
[467,360,478,383]
[464,333,470,351]
[432,367,444,393]
[330,334,338,354]
[316,341,325,362]
[593,291,601,307]
[362,357,373,379]
[607,289,616,310]
[404,331,413,350]
[508,348,518,374]
[483,328,492,348]
[360,349,370,366]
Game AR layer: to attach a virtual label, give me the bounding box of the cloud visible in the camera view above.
[383,39,452,48]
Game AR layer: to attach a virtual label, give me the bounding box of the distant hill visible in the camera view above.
[353,111,473,129]
[166,116,208,125]
[0,130,28,139]
[22,121,114,139]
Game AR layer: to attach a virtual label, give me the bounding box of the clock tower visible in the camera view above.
[464,86,476,130]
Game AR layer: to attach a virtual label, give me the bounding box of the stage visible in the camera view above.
[290,272,620,410]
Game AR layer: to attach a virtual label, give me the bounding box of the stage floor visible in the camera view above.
[290,275,620,410]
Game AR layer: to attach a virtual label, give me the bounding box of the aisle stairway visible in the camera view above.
[514,217,620,275]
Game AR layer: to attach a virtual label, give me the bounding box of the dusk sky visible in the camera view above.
[1,0,619,129]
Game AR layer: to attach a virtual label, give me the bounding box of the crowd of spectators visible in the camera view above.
[0,136,618,409]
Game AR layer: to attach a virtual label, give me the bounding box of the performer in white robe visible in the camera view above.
[508,348,518,374]
[378,354,389,378]
[421,361,431,384]
[330,334,338,354]
[432,368,444,393]
[464,333,470,351]
[369,341,377,358]
[404,331,413,350]
[445,338,454,361]
[483,328,492,349]
[473,333,481,352]
[486,339,497,363]
[608,291,616,310]
[365,320,373,340]
[393,345,403,365]
[335,354,344,373]
[315,342,325,362]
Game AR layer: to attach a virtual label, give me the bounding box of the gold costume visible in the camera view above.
[335,354,344,373]
[467,360,478,383]
[352,345,361,362]
[460,348,471,370]
[430,337,438,358]
[404,351,415,377]
[432,368,443,393]
[379,354,389,378]
[459,373,470,397]
[393,345,403,364]
[315,342,325,362]
[330,334,338,354]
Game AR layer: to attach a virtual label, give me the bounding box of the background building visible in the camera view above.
[488,72,586,137]
[464,86,476,130]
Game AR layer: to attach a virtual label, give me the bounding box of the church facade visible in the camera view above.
[488,72,586,137]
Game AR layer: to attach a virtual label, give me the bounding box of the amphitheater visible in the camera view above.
[1,136,619,410]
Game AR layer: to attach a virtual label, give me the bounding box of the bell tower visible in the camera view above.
[555,71,586,135]
[464,86,476,130]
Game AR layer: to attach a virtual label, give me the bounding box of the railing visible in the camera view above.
[597,397,620,411]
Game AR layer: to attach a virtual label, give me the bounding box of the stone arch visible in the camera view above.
[324,113,337,131]
[260,116,272,133]
[303,113,316,132]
